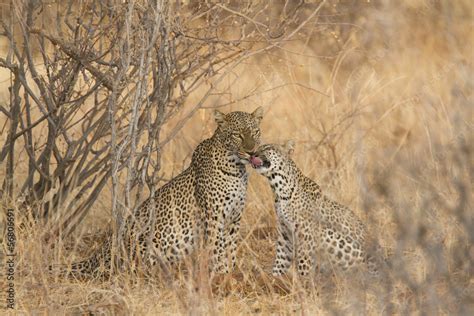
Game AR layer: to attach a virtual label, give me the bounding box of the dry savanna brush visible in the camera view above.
[0,0,472,315]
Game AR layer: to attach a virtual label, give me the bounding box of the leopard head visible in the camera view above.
[213,107,264,159]
[248,140,295,175]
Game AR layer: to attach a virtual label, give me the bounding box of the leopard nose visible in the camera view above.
[241,136,256,152]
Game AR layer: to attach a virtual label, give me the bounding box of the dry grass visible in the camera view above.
[1,1,473,315]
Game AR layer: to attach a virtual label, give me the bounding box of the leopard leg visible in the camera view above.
[207,211,229,273]
[272,222,293,276]
[295,228,314,276]
[225,212,242,271]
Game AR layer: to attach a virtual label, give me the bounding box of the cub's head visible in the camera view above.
[249,140,295,175]
[213,107,264,158]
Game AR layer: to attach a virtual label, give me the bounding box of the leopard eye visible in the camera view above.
[231,132,242,140]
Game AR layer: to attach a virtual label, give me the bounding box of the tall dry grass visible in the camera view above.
[1,0,473,314]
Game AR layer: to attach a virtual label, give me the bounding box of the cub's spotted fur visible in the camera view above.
[249,141,379,276]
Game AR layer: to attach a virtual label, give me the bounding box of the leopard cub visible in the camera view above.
[249,141,379,276]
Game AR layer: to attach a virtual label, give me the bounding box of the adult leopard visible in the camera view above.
[58,107,264,277]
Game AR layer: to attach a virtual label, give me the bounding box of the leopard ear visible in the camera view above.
[285,140,295,156]
[252,106,264,122]
[214,110,227,126]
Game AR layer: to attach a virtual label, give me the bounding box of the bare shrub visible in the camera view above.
[0,0,319,254]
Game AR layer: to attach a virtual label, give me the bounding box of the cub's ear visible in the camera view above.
[252,106,264,121]
[214,110,227,125]
[284,140,295,156]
